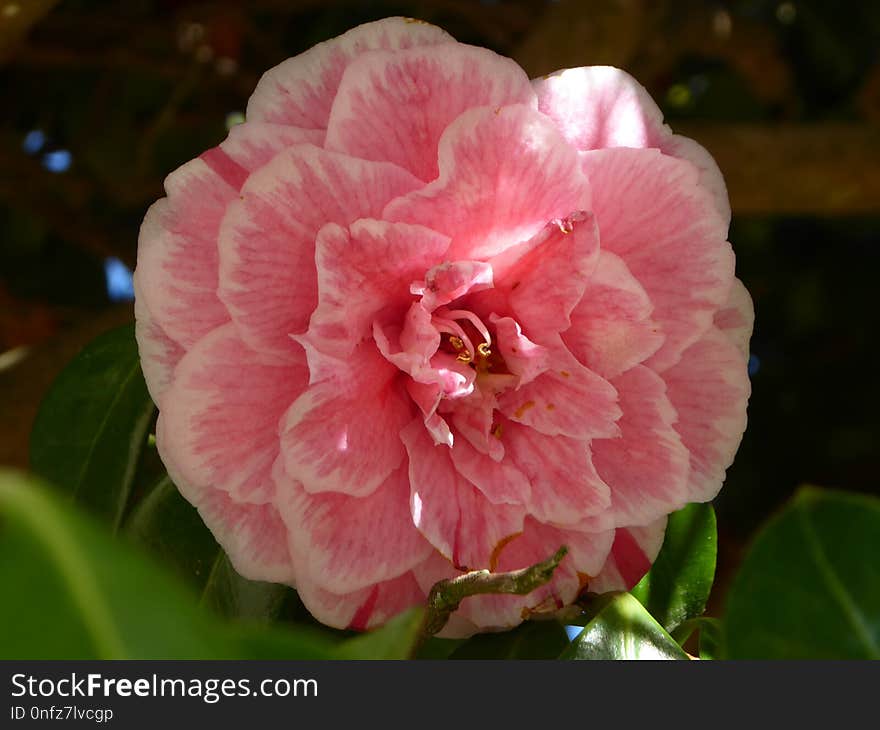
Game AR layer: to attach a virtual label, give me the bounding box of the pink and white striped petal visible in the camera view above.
[246,17,453,130]
[135,123,320,352]
[662,133,731,226]
[713,277,754,362]
[498,344,621,441]
[135,166,230,350]
[502,420,611,526]
[663,326,751,502]
[490,316,550,387]
[449,434,531,505]
[592,365,691,526]
[277,464,432,595]
[402,419,525,571]
[198,489,296,584]
[281,344,414,498]
[589,520,668,593]
[384,104,590,260]
[157,323,309,505]
[325,44,535,181]
[133,289,184,407]
[156,426,296,585]
[308,220,450,356]
[534,65,730,223]
[562,250,664,380]
[295,569,426,632]
[502,212,600,337]
[217,145,423,360]
[582,147,734,372]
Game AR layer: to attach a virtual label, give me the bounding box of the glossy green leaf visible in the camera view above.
[672,616,724,660]
[331,608,425,659]
[30,324,154,530]
[725,487,880,659]
[560,593,689,660]
[448,620,569,659]
[0,469,335,659]
[631,502,717,632]
[697,617,723,660]
[125,475,296,622]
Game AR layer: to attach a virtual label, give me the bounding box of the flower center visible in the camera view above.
[432,307,509,377]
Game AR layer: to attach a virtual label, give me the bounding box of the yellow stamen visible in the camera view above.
[476,342,491,358]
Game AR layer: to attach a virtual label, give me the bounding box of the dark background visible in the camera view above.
[1,0,878,611]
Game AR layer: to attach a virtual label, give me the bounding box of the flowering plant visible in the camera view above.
[131,17,751,637]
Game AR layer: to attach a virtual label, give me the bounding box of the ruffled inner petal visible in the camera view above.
[217,145,423,360]
[384,104,590,260]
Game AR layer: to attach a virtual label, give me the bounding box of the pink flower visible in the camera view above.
[134,17,752,636]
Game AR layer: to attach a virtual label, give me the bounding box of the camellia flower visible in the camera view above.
[134,17,752,636]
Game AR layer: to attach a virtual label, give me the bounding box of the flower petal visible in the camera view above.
[589,520,668,593]
[197,489,296,584]
[402,419,524,571]
[156,427,295,584]
[581,147,734,371]
[502,420,611,526]
[534,66,667,150]
[663,326,751,502]
[307,220,450,356]
[246,17,453,130]
[325,45,535,181]
[502,211,600,336]
[217,145,423,360]
[135,166,230,350]
[498,343,621,441]
[133,289,184,406]
[384,104,589,259]
[417,259,494,311]
[562,250,664,380]
[489,315,550,387]
[277,463,432,594]
[295,569,425,631]
[135,123,319,350]
[281,344,413,497]
[592,365,691,526]
[534,65,730,223]
[157,323,309,504]
[713,277,754,362]
[662,133,731,226]
[449,433,531,505]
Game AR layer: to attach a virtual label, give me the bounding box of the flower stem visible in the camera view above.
[412,545,569,655]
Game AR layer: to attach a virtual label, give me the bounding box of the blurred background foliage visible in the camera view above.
[1,0,879,619]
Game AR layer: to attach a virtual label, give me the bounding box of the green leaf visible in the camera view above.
[448,620,569,659]
[125,474,296,622]
[631,502,717,632]
[697,617,724,660]
[672,616,724,660]
[331,608,425,659]
[560,593,689,660]
[0,469,334,659]
[30,324,154,530]
[725,487,880,659]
